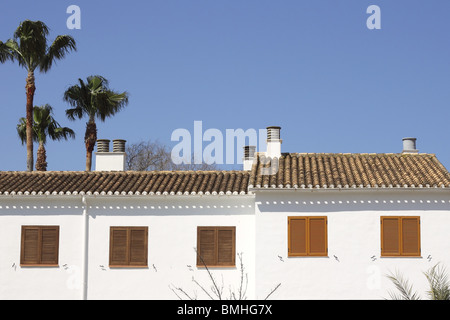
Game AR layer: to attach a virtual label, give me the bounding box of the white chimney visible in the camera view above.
[95,139,127,171]
[402,137,418,154]
[266,126,282,158]
[243,145,256,171]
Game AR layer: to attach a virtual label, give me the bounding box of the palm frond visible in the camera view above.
[65,107,84,121]
[386,269,421,300]
[50,126,76,141]
[16,118,29,145]
[424,263,450,300]
[0,40,14,63]
[40,35,76,72]
[13,20,50,70]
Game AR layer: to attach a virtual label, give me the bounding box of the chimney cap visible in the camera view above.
[266,126,281,142]
[243,145,256,159]
[112,139,127,153]
[97,139,111,153]
[402,137,418,153]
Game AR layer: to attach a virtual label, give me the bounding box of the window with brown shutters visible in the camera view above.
[288,217,328,257]
[197,227,235,267]
[110,227,148,267]
[20,226,59,266]
[381,216,421,257]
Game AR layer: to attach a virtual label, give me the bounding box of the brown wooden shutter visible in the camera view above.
[289,217,327,256]
[21,226,59,266]
[197,227,218,266]
[381,216,420,256]
[40,227,59,265]
[381,217,400,256]
[110,227,148,267]
[21,226,39,265]
[401,217,420,256]
[129,228,148,266]
[217,227,235,266]
[309,217,327,256]
[197,227,236,266]
[288,217,307,256]
[110,228,129,266]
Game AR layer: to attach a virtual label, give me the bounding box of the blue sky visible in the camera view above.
[1,0,450,171]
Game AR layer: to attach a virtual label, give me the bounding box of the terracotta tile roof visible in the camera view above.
[249,153,450,189]
[0,171,250,196]
[1,153,449,196]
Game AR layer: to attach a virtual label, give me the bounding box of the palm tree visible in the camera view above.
[17,104,75,171]
[0,20,76,171]
[63,76,129,171]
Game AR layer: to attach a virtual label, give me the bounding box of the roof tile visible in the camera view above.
[1,153,449,196]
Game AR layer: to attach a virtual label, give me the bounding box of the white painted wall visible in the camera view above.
[2,189,450,300]
[254,189,450,300]
[0,195,255,300]
[0,198,84,300]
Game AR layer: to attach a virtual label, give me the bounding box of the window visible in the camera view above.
[288,217,328,257]
[20,226,59,266]
[381,216,421,257]
[109,227,148,267]
[197,227,235,267]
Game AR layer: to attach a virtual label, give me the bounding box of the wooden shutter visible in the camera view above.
[110,228,128,266]
[21,226,59,266]
[197,227,217,266]
[197,227,236,266]
[308,217,327,256]
[21,226,39,265]
[401,217,420,256]
[381,217,420,256]
[381,217,400,256]
[40,227,59,265]
[129,228,148,266]
[110,227,148,267]
[288,217,307,256]
[288,217,327,256]
[217,227,235,266]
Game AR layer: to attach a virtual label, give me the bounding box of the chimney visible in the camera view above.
[243,145,256,171]
[266,126,282,158]
[402,137,418,154]
[95,139,127,171]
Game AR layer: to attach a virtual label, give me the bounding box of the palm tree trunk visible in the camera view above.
[85,118,97,171]
[35,142,47,171]
[26,70,36,171]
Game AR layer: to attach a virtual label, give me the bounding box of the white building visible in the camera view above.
[1,129,450,300]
